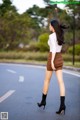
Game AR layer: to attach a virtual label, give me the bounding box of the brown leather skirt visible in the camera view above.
[47,52,63,71]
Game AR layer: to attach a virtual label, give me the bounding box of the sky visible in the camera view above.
[0,0,65,14]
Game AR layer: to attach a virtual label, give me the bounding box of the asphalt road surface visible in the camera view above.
[0,63,80,120]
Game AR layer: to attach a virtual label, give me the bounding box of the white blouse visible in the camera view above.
[48,32,62,53]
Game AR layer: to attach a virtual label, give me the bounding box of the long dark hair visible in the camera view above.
[50,19,66,45]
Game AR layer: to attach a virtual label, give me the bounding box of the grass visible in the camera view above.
[63,61,80,68]
[0,51,80,68]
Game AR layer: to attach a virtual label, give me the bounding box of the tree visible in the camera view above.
[27,5,46,28]
[26,4,61,28]
[0,0,18,50]
[66,0,80,29]
[0,12,36,50]
[65,0,80,43]
[0,0,17,16]
[43,0,49,4]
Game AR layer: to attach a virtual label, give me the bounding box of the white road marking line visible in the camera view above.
[19,76,24,82]
[7,69,16,74]
[63,70,80,78]
[0,63,80,77]
[0,90,15,103]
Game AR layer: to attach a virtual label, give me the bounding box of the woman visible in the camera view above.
[37,19,66,114]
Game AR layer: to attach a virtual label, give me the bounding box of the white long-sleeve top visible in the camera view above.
[48,32,62,53]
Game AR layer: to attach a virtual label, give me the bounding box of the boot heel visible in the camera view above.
[43,104,46,110]
[60,109,65,115]
[56,105,66,115]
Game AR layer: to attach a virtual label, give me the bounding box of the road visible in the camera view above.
[0,63,80,120]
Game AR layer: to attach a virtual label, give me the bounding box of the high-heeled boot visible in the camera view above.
[56,96,66,114]
[37,93,47,109]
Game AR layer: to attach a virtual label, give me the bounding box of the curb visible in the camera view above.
[63,66,80,73]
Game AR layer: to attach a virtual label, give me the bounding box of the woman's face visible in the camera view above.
[49,24,55,32]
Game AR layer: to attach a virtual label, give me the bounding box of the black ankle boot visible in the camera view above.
[56,105,66,114]
[37,94,47,109]
[56,96,66,114]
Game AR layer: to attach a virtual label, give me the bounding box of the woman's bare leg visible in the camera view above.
[55,70,65,96]
[43,69,53,95]
[55,69,66,114]
[37,69,53,108]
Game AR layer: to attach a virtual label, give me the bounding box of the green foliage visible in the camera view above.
[63,53,80,62]
[64,31,73,44]
[0,1,41,51]
[67,44,80,55]
[0,0,80,52]
[76,30,80,40]
[0,0,17,16]
[0,13,34,50]
[66,0,80,29]
[38,33,49,52]
[28,42,39,51]
[27,5,49,27]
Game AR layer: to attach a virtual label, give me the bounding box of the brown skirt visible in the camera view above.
[47,52,63,71]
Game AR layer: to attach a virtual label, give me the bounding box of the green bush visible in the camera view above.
[37,33,49,52]
[67,44,80,55]
[0,52,25,59]
[28,42,39,51]
[25,52,48,61]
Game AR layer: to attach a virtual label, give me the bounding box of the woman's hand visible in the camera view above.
[51,60,56,70]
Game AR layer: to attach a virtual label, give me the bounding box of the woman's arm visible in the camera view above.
[51,53,56,70]
[49,33,57,70]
